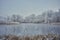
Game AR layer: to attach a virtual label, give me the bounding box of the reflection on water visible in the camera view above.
[0,23,60,36]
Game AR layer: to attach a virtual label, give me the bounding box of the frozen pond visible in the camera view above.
[0,23,60,36]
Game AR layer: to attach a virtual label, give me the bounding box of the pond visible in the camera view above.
[0,23,60,36]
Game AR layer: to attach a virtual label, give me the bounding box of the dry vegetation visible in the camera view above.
[0,34,60,40]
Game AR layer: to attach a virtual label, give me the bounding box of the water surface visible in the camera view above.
[0,23,60,36]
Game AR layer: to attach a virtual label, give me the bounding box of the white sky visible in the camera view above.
[0,0,60,17]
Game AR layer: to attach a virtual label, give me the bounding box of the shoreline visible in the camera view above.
[0,22,20,25]
[0,22,60,25]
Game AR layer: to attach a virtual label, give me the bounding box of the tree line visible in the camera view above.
[5,9,60,23]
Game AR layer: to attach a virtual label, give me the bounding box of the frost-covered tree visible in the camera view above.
[16,15,23,22]
[24,14,36,23]
[11,14,16,22]
[35,15,44,23]
[11,14,23,22]
[42,10,54,23]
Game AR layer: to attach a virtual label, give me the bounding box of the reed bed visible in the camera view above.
[0,34,60,40]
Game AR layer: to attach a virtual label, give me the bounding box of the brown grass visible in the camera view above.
[0,34,60,40]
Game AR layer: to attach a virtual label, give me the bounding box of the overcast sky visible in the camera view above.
[0,0,60,17]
